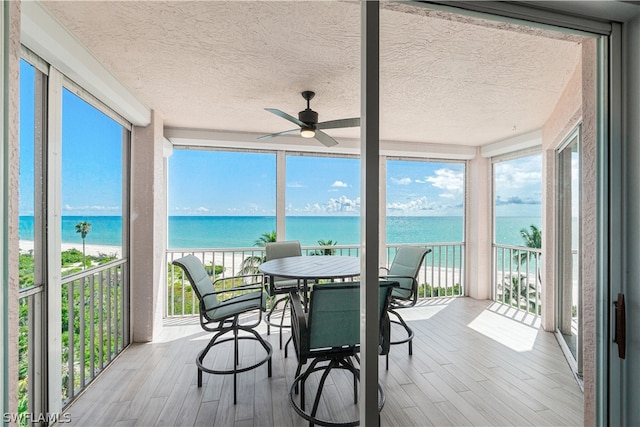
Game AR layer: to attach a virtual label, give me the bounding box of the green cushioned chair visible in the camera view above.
[172,254,272,404]
[264,240,303,349]
[289,281,397,427]
[379,246,431,369]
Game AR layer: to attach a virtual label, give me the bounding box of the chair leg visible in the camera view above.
[195,323,272,405]
[284,335,293,358]
[389,308,415,356]
[294,362,303,395]
[265,295,291,348]
[279,297,290,349]
[196,329,226,388]
[234,320,239,404]
[289,356,381,427]
[310,360,335,419]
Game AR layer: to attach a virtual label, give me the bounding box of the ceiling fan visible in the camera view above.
[258,91,360,147]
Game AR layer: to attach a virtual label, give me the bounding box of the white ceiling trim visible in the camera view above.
[428,1,612,35]
[480,129,542,158]
[164,128,477,160]
[20,1,150,127]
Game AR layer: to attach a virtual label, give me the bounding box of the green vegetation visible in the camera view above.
[18,248,122,425]
[254,230,277,247]
[500,274,540,314]
[75,221,92,270]
[500,224,542,315]
[515,224,542,264]
[419,283,462,297]
[312,239,338,255]
[239,230,276,275]
[19,254,35,289]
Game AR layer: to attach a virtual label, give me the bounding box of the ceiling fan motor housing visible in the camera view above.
[298,109,318,127]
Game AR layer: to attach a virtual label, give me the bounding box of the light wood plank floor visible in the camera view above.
[64,297,583,426]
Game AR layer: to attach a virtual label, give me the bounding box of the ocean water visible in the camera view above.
[19,215,542,249]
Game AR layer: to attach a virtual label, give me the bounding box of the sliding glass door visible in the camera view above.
[556,126,581,378]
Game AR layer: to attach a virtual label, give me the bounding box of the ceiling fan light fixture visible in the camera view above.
[300,128,315,138]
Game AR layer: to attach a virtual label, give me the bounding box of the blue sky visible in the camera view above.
[493,154,542,217]
[20,59,543,219]
[20,59,123,217]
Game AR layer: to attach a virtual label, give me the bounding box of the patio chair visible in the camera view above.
[172,255,272,404]
[379,246,431,369]
[264,240,303,349]
[289,280,397,426]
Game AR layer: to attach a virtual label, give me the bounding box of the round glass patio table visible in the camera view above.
[259,255,361,309]
[259,255,360,280]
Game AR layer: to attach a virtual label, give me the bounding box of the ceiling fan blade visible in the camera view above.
[257,128,299,140]
[314,130,339,147]
[316,117,360,130]
[265,108,306,127]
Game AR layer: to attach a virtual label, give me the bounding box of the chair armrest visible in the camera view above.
[200,274,264,298]
[379,274,419,304]
[379,274,416,283]
[211,274,264,292]
[200,274,266,314]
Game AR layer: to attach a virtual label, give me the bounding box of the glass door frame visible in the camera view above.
[555,124,582,381]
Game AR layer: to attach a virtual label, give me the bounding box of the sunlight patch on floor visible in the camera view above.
[404,297,455,321]
[467,307,540,352]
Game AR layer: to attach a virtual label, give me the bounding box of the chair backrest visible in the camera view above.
[265,240,302,260]
[388,246,430,297]
[265,240,302,286]
[307,281,396,351]
[172,255,219,311]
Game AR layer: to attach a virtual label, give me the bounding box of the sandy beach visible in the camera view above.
[19,240,122,258]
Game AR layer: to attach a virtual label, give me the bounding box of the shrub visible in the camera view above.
[61,248,84,266]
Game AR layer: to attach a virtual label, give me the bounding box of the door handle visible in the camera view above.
[613,293,626,359]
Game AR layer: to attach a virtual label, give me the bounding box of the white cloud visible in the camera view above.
[63,204,120,212]
[288,195,361,215]
[391,177,412,185]
[327,195,360,213]
[387,196,438,213]
[425,168,464,193]
[287,182,306,188]
[494,156,542,190]
[331,180,348,188]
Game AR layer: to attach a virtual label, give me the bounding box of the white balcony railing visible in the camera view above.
[60,259,129,404]
[166,243,465,317]
[493,244,542,315]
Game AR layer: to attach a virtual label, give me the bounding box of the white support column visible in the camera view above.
[360,2,380,426]
[276,150,286,240]
[3,0,21,417]
[465,150,492,300]
[541,148,557,331]
[0,3,6,415]
[46,66,64,415]
[131,110,166,342]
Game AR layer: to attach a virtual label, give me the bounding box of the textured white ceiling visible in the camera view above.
[42,1,584,147]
